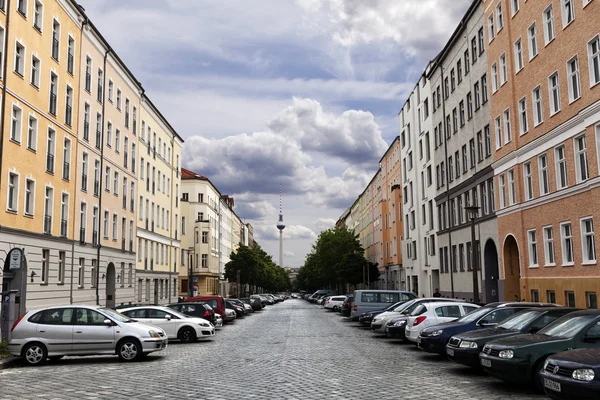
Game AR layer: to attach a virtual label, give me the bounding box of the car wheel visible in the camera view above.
[48,355,64,362]
[117,338,142,362]
[533,357,548,392]
[22,343,48,366]
[178,326,197,343]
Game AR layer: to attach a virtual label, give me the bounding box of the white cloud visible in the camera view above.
[234,198,278,221]
[284,250,296,257]
[254,224,317,241]
[315,218,337,232]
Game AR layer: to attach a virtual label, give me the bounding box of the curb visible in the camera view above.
[0,357,19,370]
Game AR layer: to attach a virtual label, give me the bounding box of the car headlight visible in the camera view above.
[543,359,549,371]
[459,341,478,349]
[148,330,161,338]
[198,322,210,328]
[499,350,514,359]
[572,369,595,382]
[429,330,443,337]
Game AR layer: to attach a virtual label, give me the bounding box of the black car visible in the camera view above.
[418,302,558,355]
[541,348,600,400]
[251,294,269,306]
[225,300,245,317]
[241,297,262,311]
[358,301,407,326]
[166,302,219,326]
[447,307,577,368]
[340,295,353,317]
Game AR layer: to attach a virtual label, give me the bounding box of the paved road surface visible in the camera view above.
[0,299,544,399]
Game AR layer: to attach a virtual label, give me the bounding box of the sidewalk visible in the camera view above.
[0,356,19,370]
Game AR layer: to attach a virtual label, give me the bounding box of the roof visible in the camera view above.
[181,168,209,181]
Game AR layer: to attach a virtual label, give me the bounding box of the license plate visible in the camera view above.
[446,348,454,356]
[544,379,561,392]
[480,358,491,367]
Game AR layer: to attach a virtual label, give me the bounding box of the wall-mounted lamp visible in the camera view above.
[102,273,106,280]
[30,270,37,282]
[117,274,121,282]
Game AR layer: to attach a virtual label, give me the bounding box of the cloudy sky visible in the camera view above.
[78,0,472,268]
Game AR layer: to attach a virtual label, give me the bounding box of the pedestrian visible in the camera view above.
[433,288,441,298]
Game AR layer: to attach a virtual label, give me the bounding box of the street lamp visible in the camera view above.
[465,205,480,303]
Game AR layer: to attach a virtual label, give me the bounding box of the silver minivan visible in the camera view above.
[350,290,417,319]
[9,305,168,366]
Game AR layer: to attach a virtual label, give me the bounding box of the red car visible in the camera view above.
[185,295,226,322]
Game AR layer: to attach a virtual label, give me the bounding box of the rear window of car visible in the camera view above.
[36,308,74,325]
[435,305,462,318]
[361,292,400,303]
[206,300,218,309]
[410,305,428,316]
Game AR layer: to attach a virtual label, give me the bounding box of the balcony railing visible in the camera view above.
[65,104,72,126]
[94,180,100,196]
[62,162,70,181]
[67,53,74,74]
[79,228,86,243]
[60,219,67,237]
[81,174,87,191]
[46,153,54,173]
[92,230,98,245]
[51,38,59,60]
[49,93,57,115]
[95,130,101,149]
[85,73,91,92]
[83,121,89,141]
[43,215,52,234]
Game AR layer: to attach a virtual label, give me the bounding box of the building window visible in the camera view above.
[91,259,97,288]
[567,56,581,102]
[41,249,49,284]
[477,131,483,162]
[548,72,561,115]
[97,69,103,103]
[543,226,555,266]
[496,3,504,30]
[30,55,40,88]
[511,0,519,15]
[43,187,53,234]
[46,128,55,174]
[103,211,109,238]
[495,117,502,149]
[464,49,470,74]
[589,36,600,86]
[587,292,598,309]
[561,222,574,265]
[581,218,596,263]
[481,74,488,104]
[112,214,117,240]
[51,19,60,60]
[562,0,574,27]
[508,169,516,206]
[491,63,498,92]
[65,86,73,126]
[34,1,43,30]
[518,97,528,134]
[471,37,478,64]
[474,82,481,110]
[565,291,576,307]
[83,103,90,141]
[555,146,568,189]
[531,289,540,302]
[7,172,18,212]
[514,38,523,72]
[49,72,58,115]
[528,229,539,267]
[457,59,462,82]
[503,109,512,143]
[85,57,91,92]
[543,5,555,44]
[524,162,533,200]
[24,178,34,216]
[116,89,121,110]
[499,174,506,208]
[14,41,25,77]
[58,251,65,284]
[547,290,556,303]
[575,135,588,182]
[469,139,475,168]
[10,105,22,143]
[500,53,507,84]
[67,36,74,75]
[113,172,119,195]
[528,23,538,60]
[488,14,495,41]
[532,86,543,126]
[478,27,484,55]
[539,154,550,195]
[202,254,208,268]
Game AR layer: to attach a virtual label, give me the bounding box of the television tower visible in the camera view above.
[276,185,285,268]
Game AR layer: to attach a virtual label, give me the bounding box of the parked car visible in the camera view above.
[225,300,245,318]
[224,308,237,322]
[405,302,480,343]
[350,290,417,320]
[308,290,336,303]
[185,296,227,322]
[251,294,270,306]
[9,305,168,366]
[241,297,262,311]
[541,348,600,400]
[120,306,215,343]
[358,301,408,326]
[447,307,576,368]
[340,295,353,317]
[228,298,251,314]
[324,296,347,311]
[214,313,224,328]
[372,298,468,335]
[480,309,600,391]
[166,302,222,327]
[417,302,557,355]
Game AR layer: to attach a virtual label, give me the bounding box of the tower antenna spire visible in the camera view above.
[276,184,285,267]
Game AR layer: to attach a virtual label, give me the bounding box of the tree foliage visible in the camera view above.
[225,243,291,293]
[296,227,379,292]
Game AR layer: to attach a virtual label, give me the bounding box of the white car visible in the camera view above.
[324,296,347,310]
[214,313,223,328]
[405,302,480,343]
[120,306,215,343]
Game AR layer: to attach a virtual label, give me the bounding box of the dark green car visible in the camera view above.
[447,307,578,368]
[480,310,600,390]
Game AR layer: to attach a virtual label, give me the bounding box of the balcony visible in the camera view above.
[85,73,91,92]
[95,130,101,149]
[121,239,125,251]
[129,240,133,252]
[46,153,54,173]
[81,174,87,191]
[60,219,67,237]
[79,228,86,244]
[43,215,52,234]
[92,230,98,245]
[51,38,59,60]
[49,93,57,115]
[67,53,74,74]
[94,180,100,196]
[65,104,72,127]
[62,162,70,181]
[83,121,89,141]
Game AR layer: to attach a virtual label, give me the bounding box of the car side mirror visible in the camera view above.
[584,334,600,343]
[479,320,495,327]
[104,319,113,326]
[165,314,172,321]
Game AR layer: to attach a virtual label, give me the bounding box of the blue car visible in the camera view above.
[417,302,558,355]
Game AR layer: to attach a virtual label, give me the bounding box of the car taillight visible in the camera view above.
[204,310,211,318]
[413,316,427,326]
[353,305,358,311]
[11,313,26,332]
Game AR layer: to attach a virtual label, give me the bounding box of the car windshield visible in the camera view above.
[385,301,404,311]
[538,315,598,338]
[496,310,541,331]
[394,299,416,312]
[165,308,190,319]
[100,307,133,323]
[457,307,494,323]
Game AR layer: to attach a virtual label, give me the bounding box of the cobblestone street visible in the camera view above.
[0,300,545,399]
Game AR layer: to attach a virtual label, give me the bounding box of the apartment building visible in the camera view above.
[486,0,600,306]
[431,0,499,302]
[179,169,223,297]
[136,96,183,305]
[399,64,439,297]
